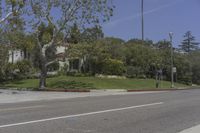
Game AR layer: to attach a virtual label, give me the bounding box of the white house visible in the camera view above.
[8,50,25,63]
[8,44,83,72]
[55,44,83,72]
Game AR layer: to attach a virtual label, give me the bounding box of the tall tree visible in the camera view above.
[67,23,81,44]
[23,0,114,89]
[190,50,200,84]
[179,31,199,85]
[0,43,8,81]
[179,31,199,53]
[81,26,104,43]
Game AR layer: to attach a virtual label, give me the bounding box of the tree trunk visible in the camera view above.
[39,72,46,89]
[39,54,47,90]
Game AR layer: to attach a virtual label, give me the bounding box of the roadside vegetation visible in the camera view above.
[1,76,187,90]
[0,0,199,90]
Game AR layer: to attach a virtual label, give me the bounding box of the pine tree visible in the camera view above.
[67,23,81,44]
[179,31,199,53]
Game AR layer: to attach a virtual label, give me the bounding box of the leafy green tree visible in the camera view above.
[102,58,125,75]
[174,53,191,84]
[67,23,81,44]
[68,37,126,75]
[0,44,8,81]
[190,51,200,84]
[23,0,114,89]
[178,31,199,85]
[125,41,159,77]
[126,66,143,78]
[155,40,171,80]
[7,32,35,56]
[15,60,33,78]
[126,39,154,47]
[81,26,104,43]
[99,37,125,61]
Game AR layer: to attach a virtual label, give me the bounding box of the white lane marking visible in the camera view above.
[179,124,200,133]
[0,102,163,128]
[0,105,45,112]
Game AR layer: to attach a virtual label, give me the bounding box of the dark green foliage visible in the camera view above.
[4,63,16,80]
[4,60,33,80]
[58,64,69,76]
[38,23,54,45]
[101,58,125,76]
[0,44,9,81]
[192,64,200,84]
[49,80,95,89]
[178,75,192,85]
[45,45,56,62]
[126,39,154,46]
[15,60,32,74]
[125,41,160,77]
[26,0,114,89]
[47,61,59,72]
[81,26,104,43]
[67,23,81,44]
[174,54,191,85]
[179,31,199,53]
[126,66,144,78]
[190,51,200,85]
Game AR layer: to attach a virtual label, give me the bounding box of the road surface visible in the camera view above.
[0,89,200,133]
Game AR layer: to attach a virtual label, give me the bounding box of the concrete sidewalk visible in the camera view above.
[179,125,200,133]
[0,89,161,104]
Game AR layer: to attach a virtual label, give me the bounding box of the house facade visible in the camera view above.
[8,50,28,63]
[8,44,83,73]
[55,44,83,72]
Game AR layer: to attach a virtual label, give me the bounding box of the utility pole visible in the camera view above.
[141,0,144,41]
[169,32,174,88]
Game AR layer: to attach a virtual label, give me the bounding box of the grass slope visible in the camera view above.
[2,76,187,90]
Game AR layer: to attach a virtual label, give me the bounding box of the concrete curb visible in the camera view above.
[90,89,126,92]
[127,87,198,92]
[0,86,198,93]
[43,89,90,92]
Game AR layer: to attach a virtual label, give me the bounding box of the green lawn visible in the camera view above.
[1,76,188,90]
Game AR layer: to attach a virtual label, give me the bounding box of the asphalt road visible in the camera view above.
[0,89,200,133]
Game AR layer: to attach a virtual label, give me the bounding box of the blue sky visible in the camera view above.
[102,0,200,46]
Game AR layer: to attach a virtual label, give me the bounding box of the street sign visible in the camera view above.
[173,67,177,73]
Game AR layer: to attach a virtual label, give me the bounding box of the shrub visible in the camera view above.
[4,63,17,80]
[58,64,69,76]
[47,62,60,72]
[178,74,192,85]
[66,71,92,77]
[192,64,200,85]
[49,80,95,89]
[4,60,34,80]
[101,58,125,75]
[16,60,32,74]
[126,66,144,78]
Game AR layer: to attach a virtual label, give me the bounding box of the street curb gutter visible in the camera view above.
[127,87,198,92]
[0,87,198,93]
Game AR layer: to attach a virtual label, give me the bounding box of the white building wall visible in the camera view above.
[8,50,24,63]
[56,46,68,55]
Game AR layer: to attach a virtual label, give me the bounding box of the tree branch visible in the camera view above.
[45,59,58,67]
[0,12,13,24]
[43,0,81,51]
[0,0,24,24]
